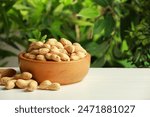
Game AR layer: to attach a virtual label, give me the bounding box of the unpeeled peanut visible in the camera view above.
[45,53,52,60]
[0,68,16,77]
[31,41,44,49]
[42,44,51,49]
[47,83,60,91]
[21,72,32,80]
[74,45,87,53]
[59,49,68,54]
[28,42,43,52]
[36,54,46,61]
[60,38,72,46]
[0,77,14,85]
[39,80,52,90]
[5,79,16,90]
[27,53,36,60]
[27,46,33,52]
[46,38,57,46]
[30,49,39,55]
[50,47,60,55]
[55,42,64,49]
[14,74,22,79]
[58,53,70,61]
[38,48,49,55]
[51,54,61,62]
[39,81,60,91]
[65,45,75,53]
[76,51,86,59]
[24,53,31,58]
[73,43,81,46]
[14,72,32,80]
[26,80,38,92]
[16,79,33,89]
[70,53,80,61]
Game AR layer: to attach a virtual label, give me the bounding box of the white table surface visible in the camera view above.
[0,68,150,100]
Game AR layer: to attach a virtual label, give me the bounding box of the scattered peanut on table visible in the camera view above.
[5,79,17,90]
[16,79,34,89]
[39,80,52,90]
[25,80,38,92]
[0,69,61,92]
[38,80,60,91]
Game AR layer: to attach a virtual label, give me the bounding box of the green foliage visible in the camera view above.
[78,7,99,18]
[0,0,149,67]
[0,49,17,59]
[126,21,150,67]
[124,0,150,67]
[28,30,47,42]
[94,0,113,7]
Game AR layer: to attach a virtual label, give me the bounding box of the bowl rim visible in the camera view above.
[18,52,91,64]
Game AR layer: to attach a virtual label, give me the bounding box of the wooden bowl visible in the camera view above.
[18,53,91,85]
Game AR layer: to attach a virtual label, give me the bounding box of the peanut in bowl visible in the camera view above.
[18,52,91,85]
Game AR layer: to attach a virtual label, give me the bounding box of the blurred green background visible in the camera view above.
[0,0,150,67]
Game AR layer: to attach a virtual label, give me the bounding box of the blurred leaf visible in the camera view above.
[78,8,99,18]
[104,14,115,37]
[94,19,105,34]
[49,20,66,38]
[133,49,141,63]
[93,14,116,37]
[27,0,39,7]
[59,0,73,6]
[53,4,64,15]
[61,25,76,40]
[32,30,41,39]
[85,40,110,58]
[118,60,135,68]
[45,0,52,12]
[0,62,8,67]
[41,35,47,42]
[73,19,93,26]
[142,39,150,46]
[71,1,82,13]
[92,57,106,67]
[9,9,25,28]
[0,38,20,50]
[9,36,28,48]
[2,0,16,11]
[28,38,37,42]
[113,44,123,59]
[120,6,138,39]
[13,4,30,10]
[1,8,9,36]
[94,0,112,7]
[27,0,45,25]
[114,4,127,17]
[29,31,47,42]
[0,49,16,59]
[7,40,20,50]
[121,40,128,51]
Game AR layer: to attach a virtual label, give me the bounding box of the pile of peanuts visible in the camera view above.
[0,71,60,92]
[24,38,87,62]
